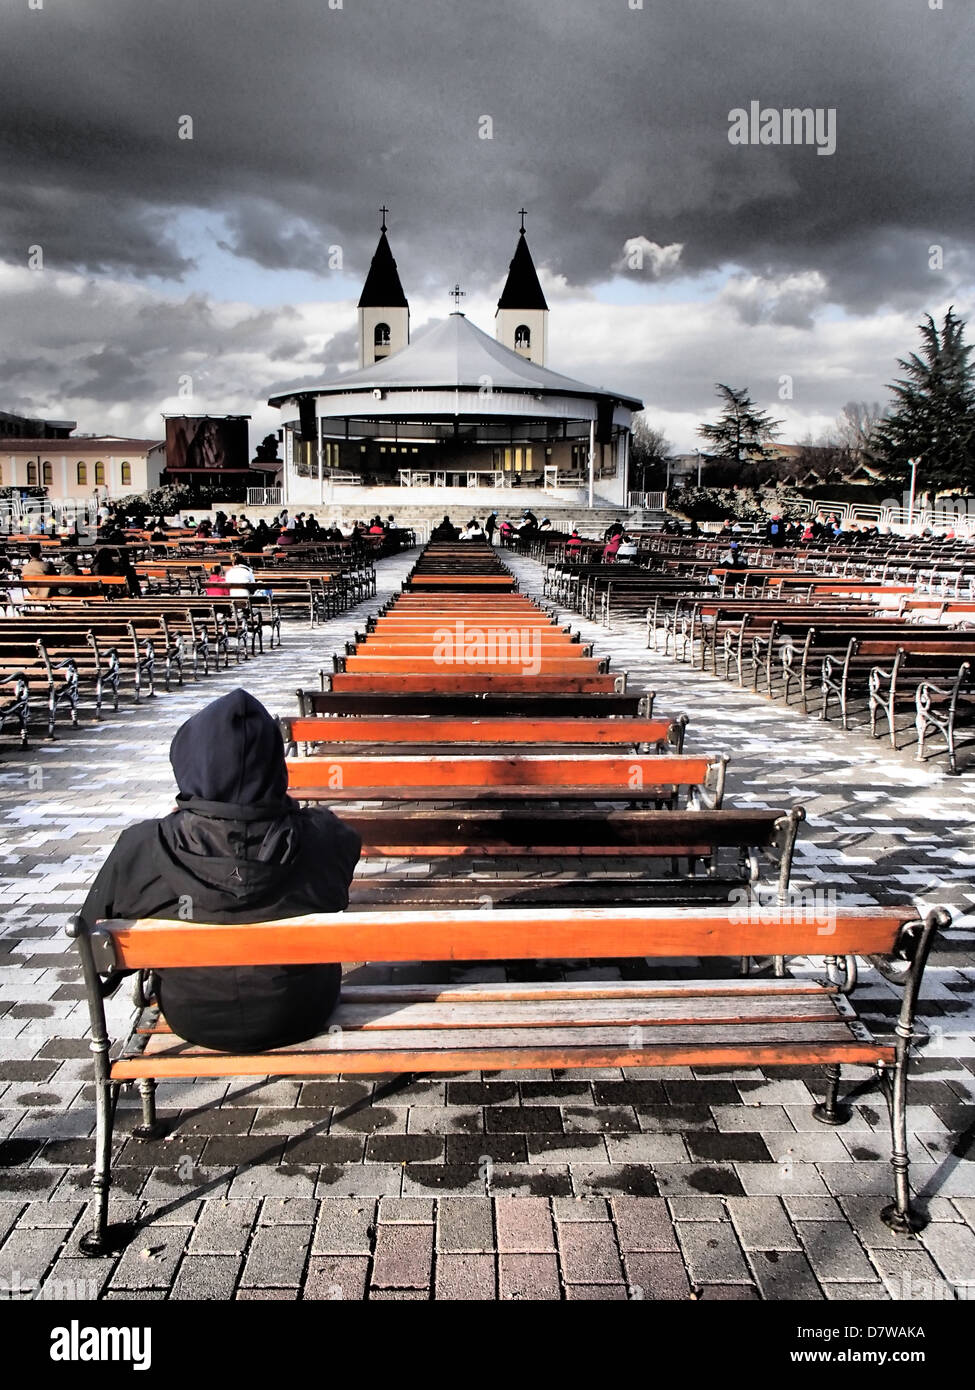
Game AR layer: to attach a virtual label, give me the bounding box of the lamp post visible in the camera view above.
[695,449,702,487]
[908,456,919,534]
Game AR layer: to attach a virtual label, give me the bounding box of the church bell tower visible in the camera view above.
[357,207,410,368]
[495,210,549,365]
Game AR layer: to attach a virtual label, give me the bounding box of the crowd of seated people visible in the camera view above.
[12,541,141,598]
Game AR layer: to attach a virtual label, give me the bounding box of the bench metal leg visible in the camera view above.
[14,678,30,747]
[79,1077,122,1256]
[880,1050,924,1233]
[812,1063,851,1126]
[131,1076,167,1141]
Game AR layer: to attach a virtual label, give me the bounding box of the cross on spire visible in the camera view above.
[450,283,466,309]
[518,208,528,233]
[379,204,389,233]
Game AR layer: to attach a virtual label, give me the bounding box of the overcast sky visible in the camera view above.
[2,0,973,451]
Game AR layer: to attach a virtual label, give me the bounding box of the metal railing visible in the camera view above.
[627,491,667,511]
[0,495,100,534]
[801,497,975,536]
[246,487,283,506]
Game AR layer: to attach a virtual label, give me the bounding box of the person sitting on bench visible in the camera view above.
[602,531,622,563]
[225,553,256,597]
[21,541,57,598]
[205,563,230,598]
[78,688,362,1052]
[53,551,83,597]
[616,533,639,563]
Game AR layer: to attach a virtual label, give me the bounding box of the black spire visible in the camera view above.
[358,228,408,309]
[497,228,548,311]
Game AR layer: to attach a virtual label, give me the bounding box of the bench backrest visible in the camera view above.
[82,905,919,972]
[284,716,679,747]
[329,673,621,693]
[285,753,714,790]
[342,655,601,674]
[299,691,649,718]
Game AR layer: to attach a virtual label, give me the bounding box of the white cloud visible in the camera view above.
[719,269,830,329]
[616,238,685,278]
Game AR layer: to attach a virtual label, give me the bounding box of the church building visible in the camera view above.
[269,214,642,509]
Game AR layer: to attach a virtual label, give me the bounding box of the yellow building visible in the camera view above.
[0,437,164,500]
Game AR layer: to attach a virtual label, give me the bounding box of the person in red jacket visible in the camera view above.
[204,564,230,598]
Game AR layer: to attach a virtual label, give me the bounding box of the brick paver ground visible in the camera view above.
[0,544,972,1300]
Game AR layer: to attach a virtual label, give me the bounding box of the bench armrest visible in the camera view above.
[690,754,729,810]
[866,907,951,991]
[916,660,972,705]
[869,660,898,685]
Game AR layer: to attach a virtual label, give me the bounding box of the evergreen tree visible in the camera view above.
[697,384,782,463]
[869,307,975,493]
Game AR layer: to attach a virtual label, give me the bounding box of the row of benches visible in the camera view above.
[134,560,377,620]
[72,539,951,1254]
[545,553,975,771]
[0,596,275,744]
[658,593,975,772]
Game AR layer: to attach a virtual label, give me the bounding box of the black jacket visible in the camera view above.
[80,689,361,1052]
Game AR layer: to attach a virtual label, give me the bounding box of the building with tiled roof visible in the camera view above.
[0,436,164,500]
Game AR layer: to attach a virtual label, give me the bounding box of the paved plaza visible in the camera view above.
[0,547,973,1301]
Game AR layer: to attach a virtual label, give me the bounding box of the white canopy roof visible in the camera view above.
[269,313,642,410]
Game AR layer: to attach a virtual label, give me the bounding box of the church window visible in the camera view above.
[42,461,53,486]
[94,461,106,486]
[515,325,531,350]
[374,323,391,348]
[121,462,132,486]
[27,462,37,485]
[77,462,87,486]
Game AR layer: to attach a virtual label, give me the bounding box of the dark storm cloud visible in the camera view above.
[63,345,156,403]
[2,0,973,312]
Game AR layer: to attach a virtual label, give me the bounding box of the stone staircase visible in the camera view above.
[628,506,669,530]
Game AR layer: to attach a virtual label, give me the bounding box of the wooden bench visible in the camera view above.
[915,661,974,773]
[868,645,975,748]
[69,901,951,1253]
[327,671,626,695]
[0,671,32,744]
[285,752,727,807]
[297,687,654,720]
[683,602,880,675]
[343,805,805,914]
[281,713,687,756]
[0,636,119,735]
[0,613,199,716]
[821,635,975,729]
[0,587,283,737]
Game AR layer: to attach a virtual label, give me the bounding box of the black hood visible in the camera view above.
[169,688,289,816]
[155,690,302,909]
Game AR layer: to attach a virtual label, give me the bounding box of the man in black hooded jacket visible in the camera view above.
[79,688,361,1052]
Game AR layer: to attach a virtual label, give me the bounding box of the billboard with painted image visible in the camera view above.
[164,416,250,472]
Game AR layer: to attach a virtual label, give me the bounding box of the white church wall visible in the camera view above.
[357,305,409,368]
[495,307,548,365]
